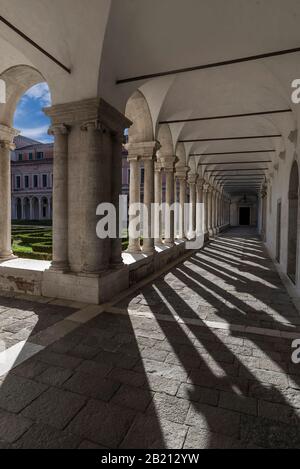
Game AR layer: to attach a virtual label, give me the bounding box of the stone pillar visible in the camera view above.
[154,161,163,244]
[0,126,18,260]
[48,124,69,271]
[188,174,197,238]
[207,186,213,236]
[175,166,189,240]
[203,183,209,235]
[164,168,175,245]
[126,141,158,254]
[126,155,141,253]
[196,178,204,235]
[261,186,267,241]
[110,131,124,267]
[160,157,175,246]
[211,189,216,235]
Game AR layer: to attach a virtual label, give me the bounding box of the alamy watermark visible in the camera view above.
[95,196,205,250]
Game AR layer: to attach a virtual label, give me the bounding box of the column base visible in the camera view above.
[49,261,70,273]
[42,265,129,304]
[0,252,17,262]
[164,240,175,247]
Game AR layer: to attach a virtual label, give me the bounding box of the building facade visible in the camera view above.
[11,136,53,221]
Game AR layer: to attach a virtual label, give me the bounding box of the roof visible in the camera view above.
[14,135,41,149]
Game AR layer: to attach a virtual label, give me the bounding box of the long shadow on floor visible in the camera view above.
[0,297,165,448]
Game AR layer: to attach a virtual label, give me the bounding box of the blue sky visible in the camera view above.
[13,82,53,143]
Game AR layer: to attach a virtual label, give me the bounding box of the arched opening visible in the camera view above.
[23,197,30,220]
[287,161,299,283]
[0,65,53,259]
[32,197,39,220]
[15,198,22,220]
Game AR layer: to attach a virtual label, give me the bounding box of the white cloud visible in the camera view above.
[23,83,51,106]
[18,125,50,140]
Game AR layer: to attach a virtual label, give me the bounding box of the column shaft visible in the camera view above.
[164,169,174,245]
[142,158,154,253]
[49,125,69,271]
[154,165,162,243]
[127,158,141,252]
[0,141,14,259]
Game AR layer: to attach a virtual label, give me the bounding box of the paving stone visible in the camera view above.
[111,384,153,411]
[140,347,168,362]
[11,358,48,379]
[35,350,82,370]
[147,393,190,424]
[94,350,138,370]
[109,368,146,388]
[120,414,188,449]
[135,358,189,382]
[240,414,300,449]
[257,400,300,425]
[37,366,74,387]
[21,387,86,429]
[219,391,257,416]
[184,426,242,449]
[67,399,136,448]
[145,374,180,396]
[15,423,81,449]
[78,440,107,449]
[185,403,240,438]
[63,371,120,401]
[0,374,47,413]
[177,383,219,406]
[0,409,32,443]
[76,359,112,377]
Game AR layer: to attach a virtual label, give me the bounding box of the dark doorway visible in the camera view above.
[239,207,250,225]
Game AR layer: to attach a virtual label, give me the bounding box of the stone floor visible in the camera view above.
[0,227,300,448]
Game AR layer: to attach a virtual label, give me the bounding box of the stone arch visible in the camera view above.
[0,65,47,126]
[125,90,154,143]
[41,197,49,219]
[15,198,22,220]
[23,197,30,220]
[32,197,39,220]
[287,160,299,283]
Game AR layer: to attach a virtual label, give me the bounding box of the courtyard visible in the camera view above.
[0,228,299,449]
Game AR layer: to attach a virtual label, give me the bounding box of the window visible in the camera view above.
[140,168,145,185]
[33,175,38,188]
[37,152,44,160]
[28,153,33,160]
[18,154,23,161]
[16,176,21,189]
[24,175,29,188]
[42,174,48,188]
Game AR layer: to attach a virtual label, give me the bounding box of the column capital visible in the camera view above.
[196,177,205,189]
[0,124,19,149]
[159,155,176,171]
[48,123,70,136]
[175,165,189,180]
[203,183,211,192]
[44,98,132,136]
[188,173,197,185]
[125,140,160,161]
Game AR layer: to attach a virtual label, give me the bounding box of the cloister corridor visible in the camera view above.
[0,227,299,449]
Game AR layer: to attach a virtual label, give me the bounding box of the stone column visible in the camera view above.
[203,183,209,235]
[175,166,189,240]
[0,126,18,260]
[188,174,197,238]
[261,187,267,241]
[48,124,69,271]
[207,186,213,236]
[154,161,163,244]
[161,157,175,246]
[196,178,204,235]
[126,155,141,253]
[110,131,124,267]
[211,189,216,235]
[127,141,158,254]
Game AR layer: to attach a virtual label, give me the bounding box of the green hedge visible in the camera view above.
[31,243,52,254]
[15,251,52,260]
